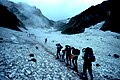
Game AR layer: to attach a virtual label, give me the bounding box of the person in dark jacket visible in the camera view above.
[45,38,47,44]
[71,47,80,72]
[56,43,63,59]
[65,45,71,66]
[82,47,94,80]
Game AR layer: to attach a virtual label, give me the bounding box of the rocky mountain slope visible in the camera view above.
[0,27,80,80]
[0,3,24,31]
[0,0,55,31]
[61,0,113,34]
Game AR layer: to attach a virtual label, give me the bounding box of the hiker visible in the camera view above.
[61,49,65,61]
[45,38,47,44]
[71,47,80,72]
[65,45,71,66]
[82,47,95,80]
[56,43,63,59]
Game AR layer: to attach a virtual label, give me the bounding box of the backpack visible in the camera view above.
[57,45,63,51]
[76,49,80,55]
[88,54,96,62]
[85,47,96,62]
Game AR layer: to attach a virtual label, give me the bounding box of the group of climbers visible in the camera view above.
[56,43,96,80]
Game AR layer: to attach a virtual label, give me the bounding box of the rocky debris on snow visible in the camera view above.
[0,21,120,79]
[113,54,119,58]
[103,75,114,80]
[52,40,55,42]
[114,35,120,39]
[0,42,80,80]
[0,37,3,40]
[108,54,111,56]
[100,38,102,39]
[29,54,34,57]
[28,58,36,62]
[19,47,22,49]
[36,46,38,49]
[96,63,100,67]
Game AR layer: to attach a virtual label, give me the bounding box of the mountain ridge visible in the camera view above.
[0,0,55,31]
[61,0,113,34]
[0,3,25,31]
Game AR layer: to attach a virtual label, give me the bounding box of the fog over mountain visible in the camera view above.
[0,0,55,31]
[0,0,115,34]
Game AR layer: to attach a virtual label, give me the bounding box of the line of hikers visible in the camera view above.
[56,43,96,80]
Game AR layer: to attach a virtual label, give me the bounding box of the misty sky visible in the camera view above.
[9,0,106,21]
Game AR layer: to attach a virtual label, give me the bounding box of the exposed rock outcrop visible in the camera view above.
[0,4,24,31]
[62,0,112,34]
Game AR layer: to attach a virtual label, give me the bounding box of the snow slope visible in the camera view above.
[0,27,80,80]
[28,21,120,79]
[0,21,120,80]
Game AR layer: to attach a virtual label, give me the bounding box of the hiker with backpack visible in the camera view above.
[65,45,71,66]
[82,47,96,80]
[71,47,80,72]
[56,43,63,59]
[45,38,47,44]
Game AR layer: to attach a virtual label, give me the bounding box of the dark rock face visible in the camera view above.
[100,14,112,31]
[0,4,24,31]
[100,0,119,33]
[62,0,112,34]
